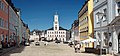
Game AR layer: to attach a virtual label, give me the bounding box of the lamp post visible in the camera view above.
[96,12,104,56]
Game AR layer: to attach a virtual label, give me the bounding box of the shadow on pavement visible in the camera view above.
[1,45,25,56]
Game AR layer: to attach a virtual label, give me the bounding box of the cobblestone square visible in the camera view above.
[2,42,99,56]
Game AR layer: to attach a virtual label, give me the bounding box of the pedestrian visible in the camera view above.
[76,43,81,53]
[1,40,3,48]
[74,44,77,53]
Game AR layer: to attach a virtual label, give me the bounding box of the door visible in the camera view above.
[118,33,120,53]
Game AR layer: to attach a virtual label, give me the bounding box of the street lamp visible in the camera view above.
[96,12,104,56]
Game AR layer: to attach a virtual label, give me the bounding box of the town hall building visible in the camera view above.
[46,13,67,41]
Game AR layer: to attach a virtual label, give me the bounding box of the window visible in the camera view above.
[117,2,120,15]
[0,18,4,27]
[5,7,8,14]
[86,17,88,22]
[1,3,4,10]
[48,35,49,37]
[103,8,107,21]
[0,0,1,9]
[96,15,99,23]
[0,18,1,27]
[118,9,120,15]
[95,0,99,3]
[55,31,56,34]
[55,27,57,30]
[118,2,120,7]
[1,34,4,41]
[55,22,57,24]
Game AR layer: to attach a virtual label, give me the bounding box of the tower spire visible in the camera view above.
[55,11,58,15]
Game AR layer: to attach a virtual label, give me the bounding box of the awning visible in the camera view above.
[81,38,96,43]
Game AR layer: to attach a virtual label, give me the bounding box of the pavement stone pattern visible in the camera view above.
[1,42,114,56]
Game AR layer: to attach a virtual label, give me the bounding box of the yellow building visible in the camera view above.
[78,0,94,48]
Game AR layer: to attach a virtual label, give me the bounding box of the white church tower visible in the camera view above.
[54,12,59,31]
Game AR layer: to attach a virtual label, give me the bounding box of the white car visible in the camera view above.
[25,42,30,46]
[35,42,40,46]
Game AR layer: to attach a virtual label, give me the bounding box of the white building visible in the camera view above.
[29,31,39,41]
[93,0,120,54]
[47,13,67,41]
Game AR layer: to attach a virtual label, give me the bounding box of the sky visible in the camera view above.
[12,0,86,31]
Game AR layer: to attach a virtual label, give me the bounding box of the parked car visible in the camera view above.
[63,41,69,44]
[35,42,40,46]
[55,40,61,43]
[30,40,34,42]
[25,42,30,46]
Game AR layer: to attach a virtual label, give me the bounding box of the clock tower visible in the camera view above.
[54,12,59,31]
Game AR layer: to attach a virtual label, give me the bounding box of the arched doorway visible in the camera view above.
[118,33,120,53]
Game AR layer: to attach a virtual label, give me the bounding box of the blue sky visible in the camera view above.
[12,0,85,31]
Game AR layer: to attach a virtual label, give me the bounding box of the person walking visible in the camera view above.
[74,43,77,53]
[76,43,81,53]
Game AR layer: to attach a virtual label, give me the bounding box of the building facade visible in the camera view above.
[71,20,79,42]
[78,0,94,48]
[30,31,39,42]
[93,0,120,54]
[47,13,67,41]
[93,0,108,53]
[0,0,9,48]
[0,0,29,48]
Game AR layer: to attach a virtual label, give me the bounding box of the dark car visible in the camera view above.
[55,40,61,43]
[63,41,69,44]
[35,42,40,46]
